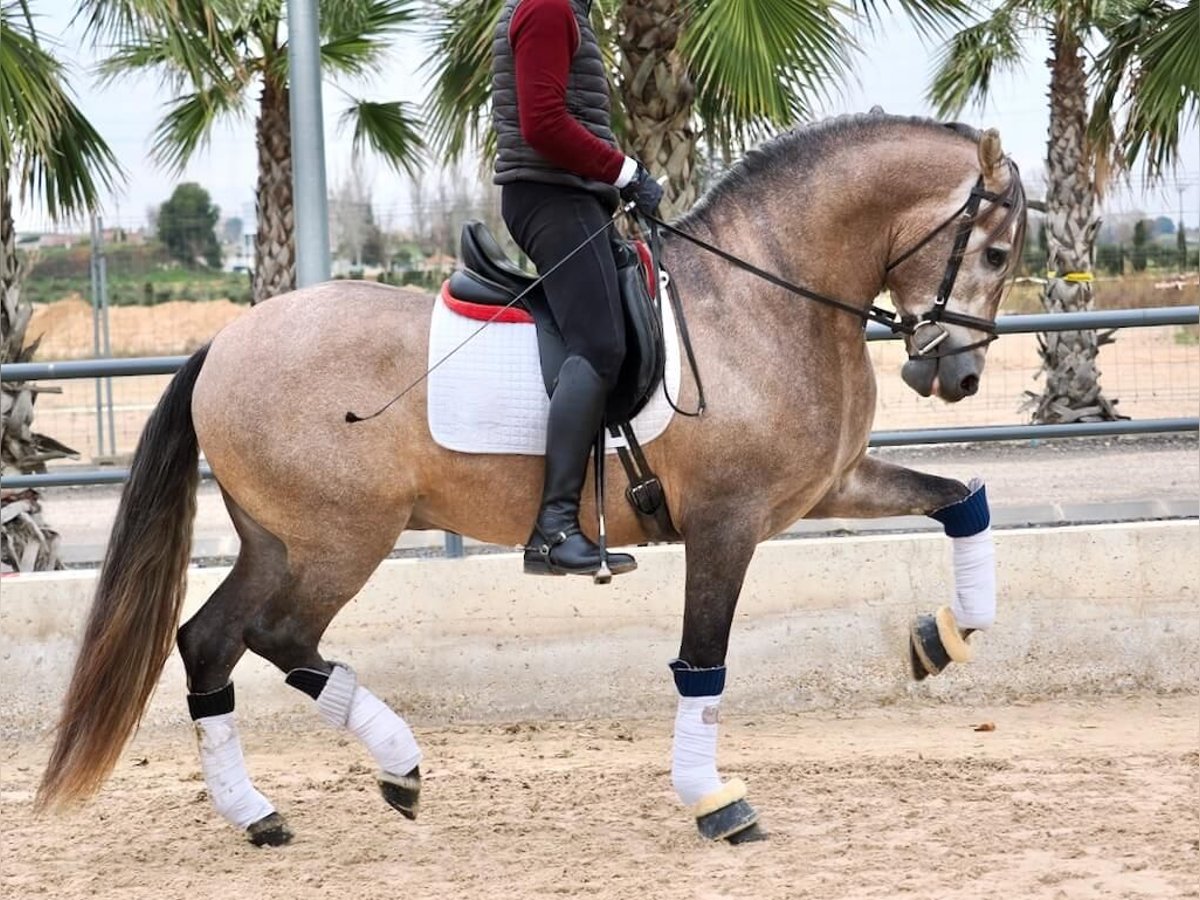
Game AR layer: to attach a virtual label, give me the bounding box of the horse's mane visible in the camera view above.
[678,111,1026,257]
[681,113,984,228]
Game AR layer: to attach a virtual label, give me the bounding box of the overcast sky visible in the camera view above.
[16,0,1200,233]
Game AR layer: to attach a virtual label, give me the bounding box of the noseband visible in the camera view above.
[884,176,1007,360]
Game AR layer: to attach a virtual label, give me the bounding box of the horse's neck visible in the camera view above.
[685,136,970,325]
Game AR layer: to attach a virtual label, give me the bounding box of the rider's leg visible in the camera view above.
[501,182,635,576]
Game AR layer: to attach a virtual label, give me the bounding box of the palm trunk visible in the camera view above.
[1,174,75,572]
[252,76,296,303]
[1029,28,1120,423]
[616,0,697,219]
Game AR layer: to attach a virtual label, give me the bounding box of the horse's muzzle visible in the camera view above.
[901,348,983,403]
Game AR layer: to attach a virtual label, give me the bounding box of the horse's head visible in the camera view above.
[885,128,1027,402]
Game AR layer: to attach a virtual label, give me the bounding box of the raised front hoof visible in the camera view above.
[695,798,760,842]
[246,812,293,847]
[910,606,974,680]
[379,767,421,821]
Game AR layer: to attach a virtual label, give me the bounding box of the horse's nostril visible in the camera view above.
[960,373,980,396]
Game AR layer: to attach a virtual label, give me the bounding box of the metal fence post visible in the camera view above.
[287,0,332,287]
[89,216,104,458]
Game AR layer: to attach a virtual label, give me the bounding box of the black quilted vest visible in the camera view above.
[492,0,619,206]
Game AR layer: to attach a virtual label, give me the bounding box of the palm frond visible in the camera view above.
[314,0,417,77]
[927,4,1026,116]
[149,82,250,173]
[340,99,425,176]
[420,0,504,164]
[1090,0,1199,180]
[1,5,122,219]
[852,0,972,38]
[78,0,250,89]
[680,0,850,149]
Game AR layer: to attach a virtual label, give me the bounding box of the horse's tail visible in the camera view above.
[37,345,210,811]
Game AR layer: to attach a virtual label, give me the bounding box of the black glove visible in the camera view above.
[619,162,663,218]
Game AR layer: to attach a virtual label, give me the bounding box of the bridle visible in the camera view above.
[883,176,1009,359]
[645,165,1018,362]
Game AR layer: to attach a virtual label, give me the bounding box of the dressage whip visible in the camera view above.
[344,204,633,424]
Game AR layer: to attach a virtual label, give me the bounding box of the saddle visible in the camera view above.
[446,220,666,426]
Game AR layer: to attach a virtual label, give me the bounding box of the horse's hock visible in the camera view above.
[2,521,1195,732]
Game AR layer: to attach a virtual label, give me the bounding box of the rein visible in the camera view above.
[646,174,1009,361]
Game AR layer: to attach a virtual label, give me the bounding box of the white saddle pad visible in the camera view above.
[427,291,681,455]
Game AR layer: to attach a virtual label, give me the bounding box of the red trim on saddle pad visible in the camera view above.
[440,281,535,325]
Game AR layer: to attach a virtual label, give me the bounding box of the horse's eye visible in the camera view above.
[985,247,1009,269]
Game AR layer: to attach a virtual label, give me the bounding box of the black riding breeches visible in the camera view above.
[501,181,625,387]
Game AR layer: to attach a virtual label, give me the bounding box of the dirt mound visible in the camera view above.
[28,298,247,360]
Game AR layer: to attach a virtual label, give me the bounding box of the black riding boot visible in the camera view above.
[524,356,637,577]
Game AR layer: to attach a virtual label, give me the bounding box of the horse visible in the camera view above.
[37,112,1026,845]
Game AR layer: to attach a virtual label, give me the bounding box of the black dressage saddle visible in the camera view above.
[446,220,665,426]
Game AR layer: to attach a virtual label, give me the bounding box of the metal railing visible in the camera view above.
[3,305,1197,491]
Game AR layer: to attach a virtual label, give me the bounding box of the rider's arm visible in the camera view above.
[510,0,637,187]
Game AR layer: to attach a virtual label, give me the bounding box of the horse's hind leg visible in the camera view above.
[808,454,994,679]
[670,513,764,843]
[175,492,293,846]
[240,535,423,824]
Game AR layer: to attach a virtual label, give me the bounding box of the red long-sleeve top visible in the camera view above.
[509,0,626,184]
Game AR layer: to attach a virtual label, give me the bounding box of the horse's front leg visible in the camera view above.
[809,455,995,678]
[672,517,764,843]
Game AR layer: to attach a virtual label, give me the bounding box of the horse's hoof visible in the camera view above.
[725,821,768,844]
[246,812,293,847]
[692,779,759,841]
[379,766,421,821]
[696,797,760,841]
[910,606,974,680]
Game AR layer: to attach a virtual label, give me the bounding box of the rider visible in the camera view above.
[491,0,663,577]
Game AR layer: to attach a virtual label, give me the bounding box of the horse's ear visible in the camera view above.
[978,128,1004,178]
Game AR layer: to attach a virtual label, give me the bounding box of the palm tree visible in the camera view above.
[929,0,1198,424]
[424,0,968,218]
[81,0,425,302]
[2,0,122,571]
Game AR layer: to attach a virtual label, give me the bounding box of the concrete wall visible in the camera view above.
[2,521,1196,735]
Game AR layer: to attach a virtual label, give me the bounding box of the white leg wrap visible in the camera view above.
[671,695,724,807]
[950,527,996,630]
[194,713,275,830]
[316,664,422,776]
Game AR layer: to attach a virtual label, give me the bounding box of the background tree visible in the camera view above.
[222,216,245,246]
[1179,222,1188,271]
[1130,219,1148,272]
[929,0,1198,424]
[2,0,121,571]
[81,0,425,302]
[424,0,968,218]
[330,162,373,269]
[157,182,222,268]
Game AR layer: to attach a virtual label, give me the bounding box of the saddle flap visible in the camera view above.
[607,239,666,424]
